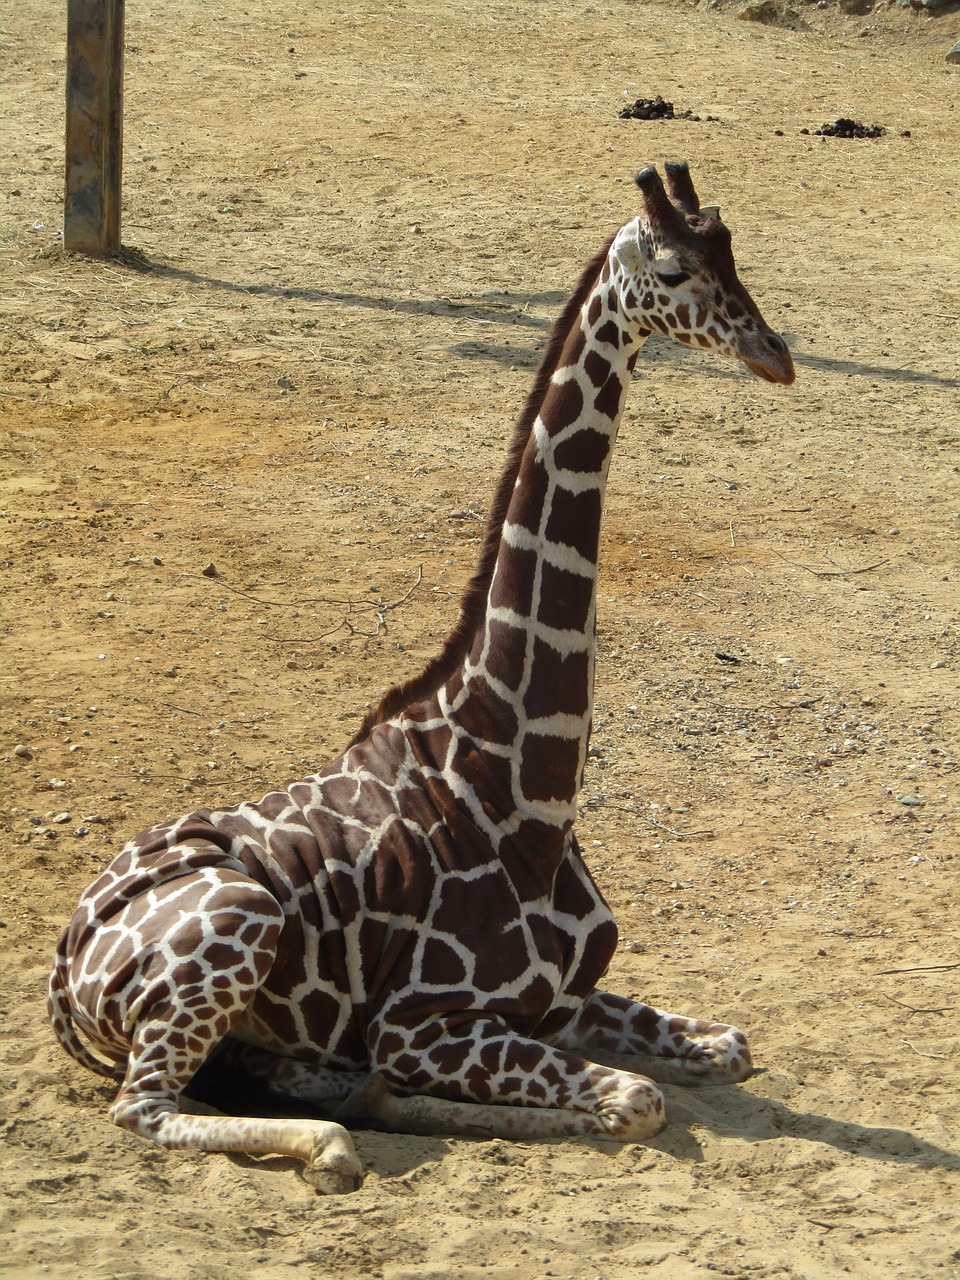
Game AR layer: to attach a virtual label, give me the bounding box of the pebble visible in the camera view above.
[14,744,33,760]
[51,812,72,824]
[898,795,923,807]
[201,562,219,578]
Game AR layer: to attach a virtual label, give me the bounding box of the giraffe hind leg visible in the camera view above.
[68,858,363,1193]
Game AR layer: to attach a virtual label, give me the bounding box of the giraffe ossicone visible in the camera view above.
[48,162,794,1192]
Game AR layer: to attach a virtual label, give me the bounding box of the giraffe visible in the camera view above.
[48,162,794,1194]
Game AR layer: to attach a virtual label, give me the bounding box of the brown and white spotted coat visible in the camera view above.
[49,162,794,1193]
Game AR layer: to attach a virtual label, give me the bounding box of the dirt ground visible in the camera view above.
[2,0,959,1275]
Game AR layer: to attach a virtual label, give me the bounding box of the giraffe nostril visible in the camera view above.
[763,332,786,354]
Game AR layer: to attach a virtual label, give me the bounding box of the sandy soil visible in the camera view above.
[2,0,959,1276]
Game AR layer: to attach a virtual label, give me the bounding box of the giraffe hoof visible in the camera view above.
[302,1161,364,1195]
[596,1077,667,1140]
[302,1126,365,1194]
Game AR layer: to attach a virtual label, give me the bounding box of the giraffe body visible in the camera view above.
[49,163,794,1191]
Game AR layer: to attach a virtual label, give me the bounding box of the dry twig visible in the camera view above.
[878,961,960,975]
[774,550,893,578]
[174,566,424,643]
[882,994,951,1017]
[266,566,424,643]
[901,1039,947,1061]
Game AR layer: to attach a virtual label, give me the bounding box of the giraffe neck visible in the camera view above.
[440,244,649,835]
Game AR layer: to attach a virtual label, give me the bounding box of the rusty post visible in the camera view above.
[64,0,125,255]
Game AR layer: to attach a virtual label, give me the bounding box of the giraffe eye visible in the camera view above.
[656,269,690,287]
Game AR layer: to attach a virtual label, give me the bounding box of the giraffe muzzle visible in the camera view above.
[742,329,795,386]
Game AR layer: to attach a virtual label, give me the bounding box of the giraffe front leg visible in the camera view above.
[553,990,753,1086]
[337,1068,664,1142]
[357,1016,666,1142]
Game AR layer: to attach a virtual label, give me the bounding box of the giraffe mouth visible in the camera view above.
[744,358,795,385]
[741,336,796,386]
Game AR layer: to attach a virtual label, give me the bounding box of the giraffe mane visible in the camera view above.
[349,234,617,747]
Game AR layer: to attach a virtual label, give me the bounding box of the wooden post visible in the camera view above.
[64,0,125,255]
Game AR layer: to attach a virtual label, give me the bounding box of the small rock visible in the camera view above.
[930,658,948,669]
[948,39,960,64]
[201,562,219,578]
[898,795,923,807]
[14,744,33,760]
[152,556,163,566]
[51,812,72,824]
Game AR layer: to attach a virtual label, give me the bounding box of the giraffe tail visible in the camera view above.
[47,931,126,1082]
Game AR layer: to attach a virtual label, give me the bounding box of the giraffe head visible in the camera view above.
[612,162,794,385]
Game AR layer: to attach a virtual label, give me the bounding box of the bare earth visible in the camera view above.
[2,0,959,1276]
